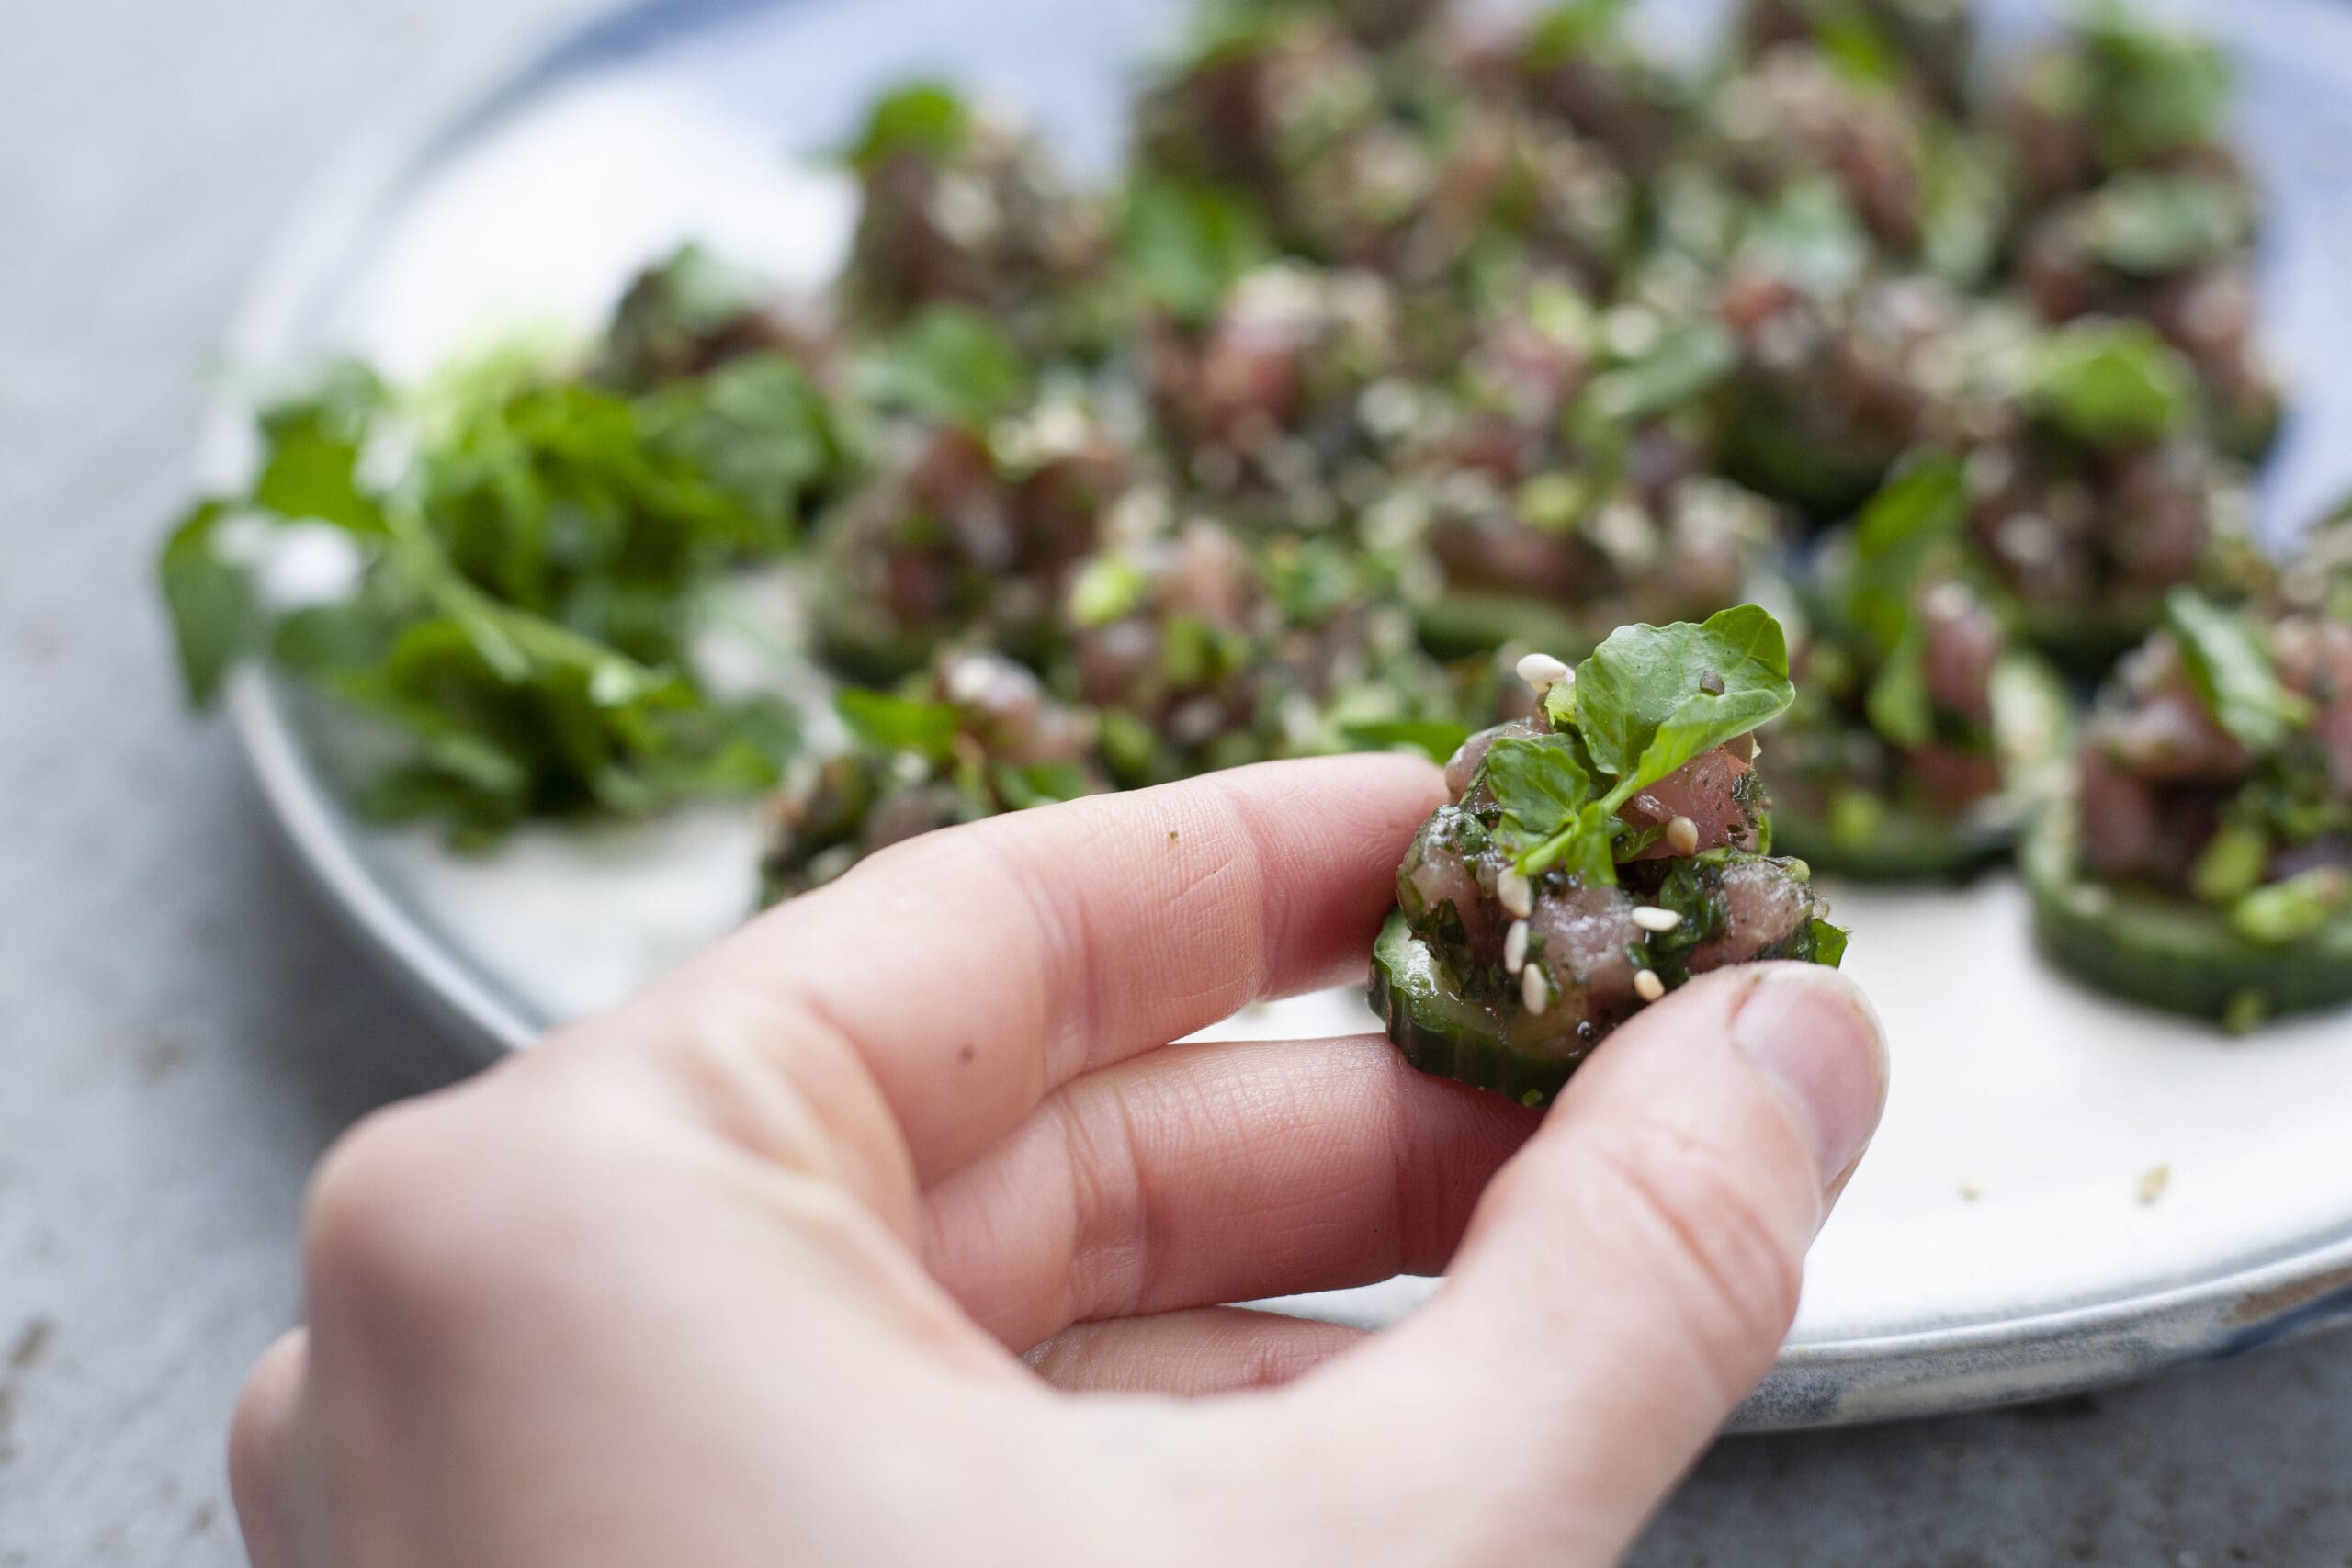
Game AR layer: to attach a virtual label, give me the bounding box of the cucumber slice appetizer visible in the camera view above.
[2025,810,2352,1027]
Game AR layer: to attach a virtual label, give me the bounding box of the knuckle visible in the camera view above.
[1577,1114,1806,1390]
[226,1334,304,1527]
[302,1090,547,1347]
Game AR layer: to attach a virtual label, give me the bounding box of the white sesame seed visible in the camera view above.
[1521,963,1551,1016]
[1665,816,1701,855]
[1503,919,1530,975]
[1514,651,1571,693]
[1634,969,1667,1004]
[1497,869,1534,919]
[1632,905,1681,933]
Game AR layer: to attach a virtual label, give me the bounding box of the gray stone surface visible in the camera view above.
[1,2,2347,1564]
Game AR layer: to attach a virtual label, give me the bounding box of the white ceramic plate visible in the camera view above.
[210,0,2352,1428]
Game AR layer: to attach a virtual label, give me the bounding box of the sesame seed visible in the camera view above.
[1514,652,1570,693]
[1631,905,1681,933]
[1504,919,1530,974]
[1497,869,1534,919]
[1665,816,1701,855]
[1634,969,1666,1004]
[1521,963,1551,1016]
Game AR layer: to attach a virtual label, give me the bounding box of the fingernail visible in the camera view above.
[1732,968,1887,1187]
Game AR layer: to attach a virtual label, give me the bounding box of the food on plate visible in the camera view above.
[1375,606,1847,1104]
[157,342,848,842]
[162,0,2294,926]
[1765,457,2071,879]
[1959,316,2270,667]
[2028,587,2352,1026]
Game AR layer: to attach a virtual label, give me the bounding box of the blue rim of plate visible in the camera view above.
[204,0,2352,1429]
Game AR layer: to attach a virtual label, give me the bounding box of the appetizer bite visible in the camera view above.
[2029,589,2352,1026]
[1767,458,2071,879]
[1962,316,2269,668]
[1377,606,1847,1104]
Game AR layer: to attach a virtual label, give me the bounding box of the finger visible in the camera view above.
[628,755,1445,1183]
[228,1331,310,1568]
[1030,1308,1365,1396]
[1298,964,1887,1561]
[922,1033,1536,1349]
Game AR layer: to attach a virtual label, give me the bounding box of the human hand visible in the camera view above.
[230,755,1886,1568]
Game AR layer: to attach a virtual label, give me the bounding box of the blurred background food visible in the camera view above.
[11,0,2352,1562]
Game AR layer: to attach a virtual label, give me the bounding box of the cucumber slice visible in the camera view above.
[1771,800,2007,882]
[2024,810,2352,1024]
[1370,912,1594,1107]
[2018,596,2162,676]
[1411,590,1593,661]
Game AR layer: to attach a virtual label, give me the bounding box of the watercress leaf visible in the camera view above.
[253,413,384,536]
[989,759,1097,810]
[1523,0,1633,68]
[2080,0,2230,164]
[1482,731,1596,846]
[836,687,961,763]
[1519,799,1620,885]
[1737,179,1872,299]
[1845,454,1968,655]
[157,500,264,707]
[2084,172,2251,277]
[1120,176,1273,327]
[2163,588,2311,752]
[852,306,1028,430]
[842,81,971,172]
[1574,604,1794,801]
[2228,867,2349,947]
[2024,319,2195,446]
[1340,718,1475,765]
[1864,620,1935,748]
[1578,318,1736,428]
[639,355,849,547]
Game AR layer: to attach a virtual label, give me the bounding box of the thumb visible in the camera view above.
[1286,963,1887,1563]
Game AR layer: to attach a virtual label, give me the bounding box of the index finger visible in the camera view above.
[635,753,1444,1183]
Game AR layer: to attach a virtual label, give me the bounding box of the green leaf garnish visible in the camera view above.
[1846,455,1968,654]
[2163,588,2312,753]
[1119,177,1273,327]
[157,501,264,706]
[852,305,1029,430]
[2229,867,2350,947]
[2078,0,2231,165]
[1577,319,1737,428]
[1574,604,1794,798]
[1485,732,1597,845]
[2083,172,2251,277]
[842,81,972,172]
[1340,719,1475,764]
[1807,917,1851,969]
[836,687,961,764]
[2024,319,2196,446]
[1497,607,1796,880]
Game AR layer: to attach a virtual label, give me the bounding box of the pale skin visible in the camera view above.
[230,754,1888,1568]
